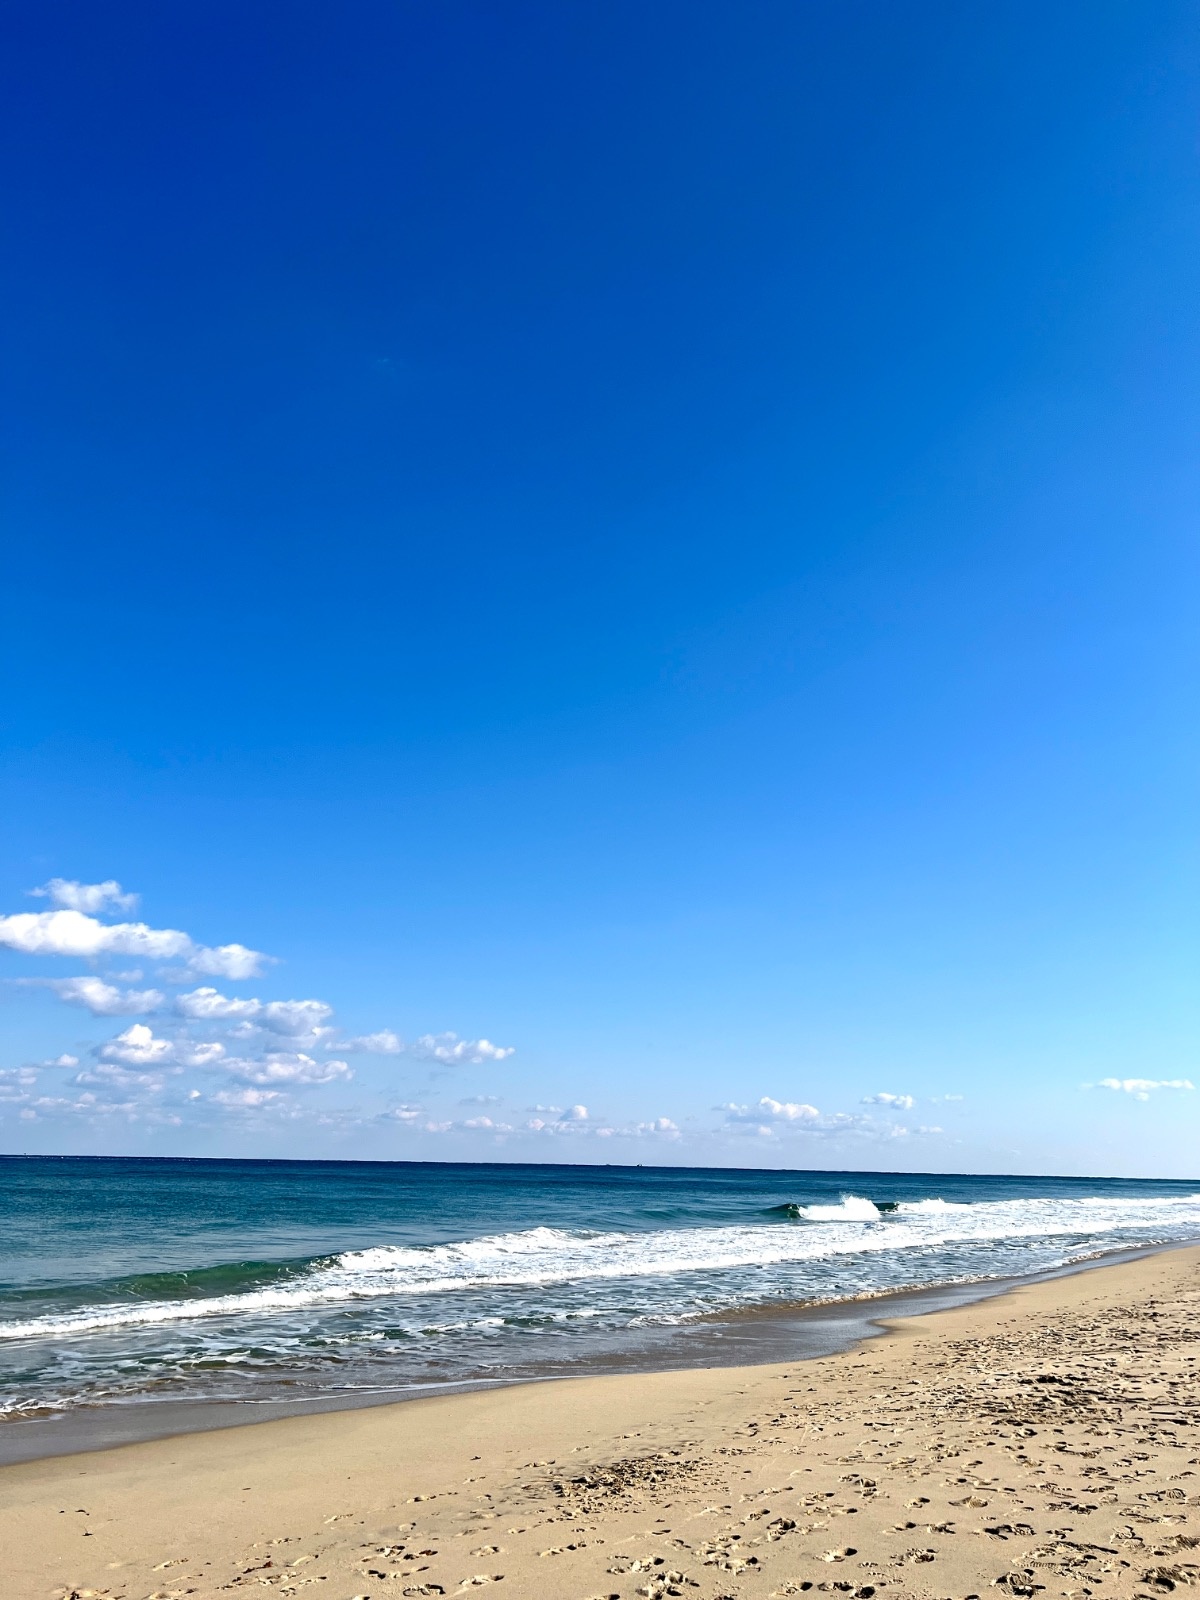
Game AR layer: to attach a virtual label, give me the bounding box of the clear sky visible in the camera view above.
[2,2,1198,1176]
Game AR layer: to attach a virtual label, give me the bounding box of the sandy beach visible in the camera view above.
[6,1245,1199,1600]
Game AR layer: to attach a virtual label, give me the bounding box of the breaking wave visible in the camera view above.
[5,1191,1200,1345]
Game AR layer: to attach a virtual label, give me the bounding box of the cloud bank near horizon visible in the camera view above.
[1,878,524,1137]
[2,877,1173,1158]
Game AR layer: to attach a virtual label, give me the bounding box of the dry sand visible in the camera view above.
[5,1245,1200,1600]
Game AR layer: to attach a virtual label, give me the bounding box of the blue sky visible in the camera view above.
[2,1,1198,1175]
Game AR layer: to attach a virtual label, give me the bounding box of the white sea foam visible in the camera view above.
[4,1193,1200,1343]
[793,1195,882,1222]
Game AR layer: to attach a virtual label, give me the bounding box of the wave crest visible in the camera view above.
[5,1193,1200,1345]
[788,1195,882,1223]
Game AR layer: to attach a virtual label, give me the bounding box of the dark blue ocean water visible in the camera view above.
[2,1156,1198,1422]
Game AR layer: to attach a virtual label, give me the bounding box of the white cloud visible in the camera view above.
[862,1092,915,1110]
[724,1096,821,1128]
[183,943,270,980]
[342,1029,404,1054]
[75,1062,170,1092]
[630,1116,681,1139]
[342,1030,514,1061]
[720,1097,914,1140]
[97,1023,225,1069]
[224,1051,352,1087]
[97,1024,175,1067]
[173,986,262,1022]
[383,1104,426,1124]
[1094,1077,1195,1102]
[173,987,334,1037]
[212,1087,287,1109]
[0,909,185,961]
[409,1032,515,1065]
[0,909,269,979]
[0,1067,38,1101]
[258,999,335,1037]
[1,882,524,1133]
[524,1105,681,1139]
[174,1039,231,1068]
[35,976,166,1017]
[374,1101,680,1141]
[14,1078,187,1124]
[30,878,139,914]
[523,1106,592,1133]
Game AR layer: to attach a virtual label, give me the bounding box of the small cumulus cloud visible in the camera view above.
[521,1105,680,1140]
[212,1087,288,1110]
[0,1067,39,1101]
[182,943,271,980]
[26,975,166,1016]
[1092,1077,1195,1102]
[97,1023,225,1069]
[173,988,334,1038]
[720,1096,927,1141]
[0,908,269,979]
[74,1061,171,1092]
[173,987,262,1023]
[862,1092,914,1110]
[629,1116,681,1140]
[342,1029,404,1054]
[382,1104,426,1124]
[341,1030,514,1062]
[30,878,139,914]
[524,1105,590,1133]
[409,1032,515,1065]
[724,1096,821,1130]
[223,1052,352,1087]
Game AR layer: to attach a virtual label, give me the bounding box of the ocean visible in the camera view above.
[2,1156,1199,1452]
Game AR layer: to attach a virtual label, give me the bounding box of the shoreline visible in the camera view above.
[0,1235,1188,1468]
[5,1240,1198,1600]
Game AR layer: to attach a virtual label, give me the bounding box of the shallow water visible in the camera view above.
[2,1156,1198,1426]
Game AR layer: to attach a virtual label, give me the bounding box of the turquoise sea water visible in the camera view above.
[2,1157,1199,1424]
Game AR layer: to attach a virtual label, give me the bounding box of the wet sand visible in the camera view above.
[2,1249,1171,1469]
[5,1243,1199,1600]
